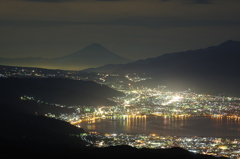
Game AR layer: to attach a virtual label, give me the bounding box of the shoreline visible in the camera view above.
[74,115,240,139]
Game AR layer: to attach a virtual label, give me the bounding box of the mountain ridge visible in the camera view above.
[87,40,240,73]
[85,40,240,96]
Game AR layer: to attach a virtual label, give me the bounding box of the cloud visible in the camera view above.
[1,18,240,29]
[0,0,240,60]
[158,0,213,4]
[23,0,125,2]
[96,0,126,1]
[2,0,240,23]
[23,0,72,2]
[184,0,213,4]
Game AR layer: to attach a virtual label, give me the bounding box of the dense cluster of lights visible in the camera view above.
[125,73,151,83]
[6,68,240,158]
[82,133,240,158]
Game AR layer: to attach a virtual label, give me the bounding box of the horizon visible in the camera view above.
[1,0,240,60]
[0,39,238,60]
[0,39,239,71]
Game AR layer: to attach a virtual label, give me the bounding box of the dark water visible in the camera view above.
[78,116,240,138]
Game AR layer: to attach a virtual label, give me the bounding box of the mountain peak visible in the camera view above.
[87,43,104,48]
[80,43,109,53]
[54,43,132,69]
[218,40,240,47]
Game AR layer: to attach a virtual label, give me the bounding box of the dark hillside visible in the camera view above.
[0,77,124,106]
[0,110,87,151]
[1,144,228,159]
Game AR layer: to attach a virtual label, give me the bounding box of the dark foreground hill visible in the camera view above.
[1,144,228,159]
[0,107,88,156]
[0,77,124,106]
[0,112,86,147]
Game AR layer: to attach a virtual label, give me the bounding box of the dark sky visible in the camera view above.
[1,0,240,60]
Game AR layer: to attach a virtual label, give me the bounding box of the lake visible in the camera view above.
[78,116,240,138]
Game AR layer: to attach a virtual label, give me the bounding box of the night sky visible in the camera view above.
[1,0,240,60]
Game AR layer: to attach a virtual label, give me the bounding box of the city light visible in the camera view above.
[2,67,240,158]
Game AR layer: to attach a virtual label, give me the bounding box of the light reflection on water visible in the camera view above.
[78,116,240,138]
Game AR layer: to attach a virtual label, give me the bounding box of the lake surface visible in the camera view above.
[78,116,240,138]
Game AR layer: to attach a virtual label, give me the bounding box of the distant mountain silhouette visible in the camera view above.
[54,43,132,69]
[0,43,132,70]
[86,40,240,96]
[0,57,51,69]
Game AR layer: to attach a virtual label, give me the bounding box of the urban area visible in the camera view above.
[1,66,240,159]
